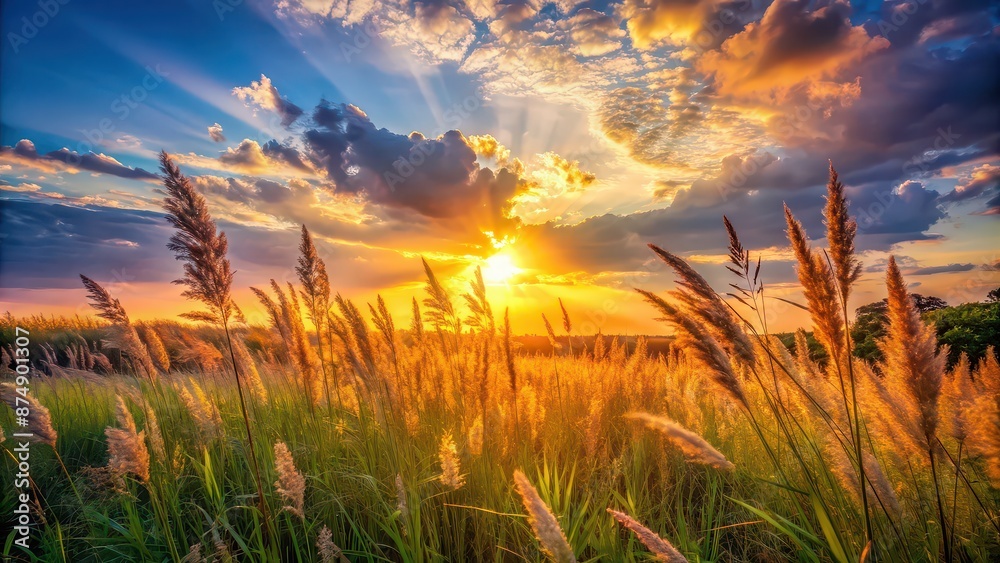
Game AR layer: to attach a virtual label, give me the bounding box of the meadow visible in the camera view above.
[1,156,998,562]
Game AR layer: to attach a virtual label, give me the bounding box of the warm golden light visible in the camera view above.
[482,251,522,284]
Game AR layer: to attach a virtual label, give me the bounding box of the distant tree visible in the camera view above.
[851,294,948,363]
[924,302,1000,366]
[987,287,1000,303]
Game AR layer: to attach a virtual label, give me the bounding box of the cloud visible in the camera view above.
[383,2,476,62]
[530,152,595,193]
[941,163,1000,214]
[622,0,728,49]
[852,180,947,248]
[909,263,976,276]
[173,138,313,176]
[232,74,304,127]
[562,8,625,57]
[302,100,529,241]
[0,199,175,290]
[697,0,888,103]
[208,123,226,142]
[0,181,42,193]
[0,139,159,180]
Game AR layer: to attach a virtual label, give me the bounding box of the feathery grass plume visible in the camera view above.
[335,293,377,387]
[179,381,222,441]
[105,395,150,485]
[880,256,945,445]
[824,438,900,519]
[607,509,687,562]
[645,244,756,370]
[211,528,233,563]
[559,297,574,356]
[317,525,349,563]
[503,307,522,441]
[503,308,517,391]
[144,406,166,463]
[975,346,1000,395]
[370,295,401,399]
[409,297,424,340]
[464,265,495,333]
[542,314,560,350]
[80,274,157,378]
[626,412,734,470]
[438,432,465,490]
[558,297,571,334]
[263,280,320,407]
[512,469,577,563]
[232,336,267,402]
[823,164,862,300]
[273,441,305,519]
[941,353,975,442]
[297,224,334,412]
[159,151,267,518]
[395,474,409,531]
[2,383,57,447]
[793,329,820,378]
[181,543,206,563]
[160,152,242,326]
[635,289,747,407]
[467,415,484,456]
[421,257,461,335]
[783,206,846,361]
[967,394,1000,487]
[136,322,170,373]
[881,256,950,556]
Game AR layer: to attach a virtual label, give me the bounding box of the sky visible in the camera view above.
[1,0,998,335]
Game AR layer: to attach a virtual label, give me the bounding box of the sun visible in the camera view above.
[482,251,522,284]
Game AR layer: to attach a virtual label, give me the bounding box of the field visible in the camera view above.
[1,160,999,562]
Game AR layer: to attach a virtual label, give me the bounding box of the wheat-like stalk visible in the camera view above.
[297,224,334,414]
[105,395,150,485]
[880,256,945,445]
[645,244,756,370]
[635,289,746,407]
[823,164,862,300]
[607,509,687,562]
[626,412,734,470]
[422,257,461,335]
[438,432,465,490]
[784,206,846,362]
[463,265,494,333]
[2,382,57,447]
[79,275,157,378]
[317,526,349,563]
[159,151,267,521]
[274,441,305,519]
[513,469,576,563]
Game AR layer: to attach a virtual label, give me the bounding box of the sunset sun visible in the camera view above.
[482,251,522,284]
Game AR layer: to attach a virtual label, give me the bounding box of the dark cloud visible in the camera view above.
[865,0,996,49]
[232,74,304,127]
[0,199,174,290]
[208,123,226,143]
[0,139,158,180]
[909,263,976,275]
[303,101,527,240]
[941,163,1000,214]
[851,180,947,248]
[262,139,312,171]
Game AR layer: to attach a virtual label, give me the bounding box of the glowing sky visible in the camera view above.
[1,0,998,334]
